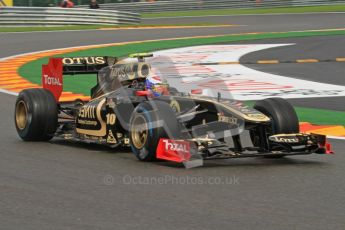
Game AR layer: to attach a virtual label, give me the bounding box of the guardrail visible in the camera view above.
[0,7,141,26]
[78,0,345,13]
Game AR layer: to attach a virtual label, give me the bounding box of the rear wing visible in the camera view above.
[62,56,118,75]
[42,56,117,101]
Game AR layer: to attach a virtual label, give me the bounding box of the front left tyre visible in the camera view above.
[129,100,182,161]
[14,88,58,141]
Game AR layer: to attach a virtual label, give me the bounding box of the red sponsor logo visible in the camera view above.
[156,139,191,163]
[43,75,62,86]
[42,58,63,101]
[163,139,190,153]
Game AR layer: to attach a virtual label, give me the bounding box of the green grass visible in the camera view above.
[295,107,345,126]
[18,29,345,125]
[0,23,229,33]
[143,5,345,18]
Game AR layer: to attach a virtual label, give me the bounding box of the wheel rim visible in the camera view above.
[131,114,148,149]
[16,100,28,130]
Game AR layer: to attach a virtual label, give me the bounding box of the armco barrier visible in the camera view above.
[78,0,345,13]
[0,6,140,26]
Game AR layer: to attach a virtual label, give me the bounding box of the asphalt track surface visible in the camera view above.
[1,13,345,230]
[2,13,345,57]
[238,35,345,111]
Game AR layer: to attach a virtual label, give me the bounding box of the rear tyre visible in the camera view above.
[14,89,58,141]
[129,100,182,161]
[252,97,299,158]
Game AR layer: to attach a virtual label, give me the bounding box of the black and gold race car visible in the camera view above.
[14,53,332,167]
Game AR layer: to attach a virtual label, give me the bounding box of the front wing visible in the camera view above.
[156,133,333,163]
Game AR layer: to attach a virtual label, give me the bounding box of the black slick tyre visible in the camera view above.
[129,100,182,161]
[254,97,299,134]
[252,97,299,158]
[14,88,58,141]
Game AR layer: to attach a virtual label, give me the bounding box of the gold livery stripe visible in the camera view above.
[75,98,106,136]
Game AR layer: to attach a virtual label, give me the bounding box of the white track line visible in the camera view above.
[327,136,345,141]
[0,89,18,96]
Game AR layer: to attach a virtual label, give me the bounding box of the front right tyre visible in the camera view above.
[251,97,299,158]
[254,97,299,134]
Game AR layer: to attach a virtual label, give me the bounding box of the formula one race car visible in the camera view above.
[14,53,332,167]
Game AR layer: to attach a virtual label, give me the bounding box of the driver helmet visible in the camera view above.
[145,74,169,97]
